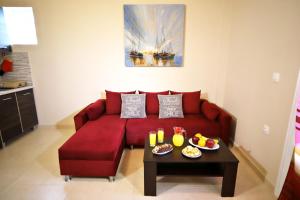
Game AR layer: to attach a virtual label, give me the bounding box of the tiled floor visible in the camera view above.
[0,127,276,200]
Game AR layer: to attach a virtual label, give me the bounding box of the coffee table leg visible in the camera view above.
[221,162,238,197]
[144,162,156,196]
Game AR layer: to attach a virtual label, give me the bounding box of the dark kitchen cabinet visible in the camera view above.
[0,93,23,145]
[16,89,38,132]
[0,88,38,148]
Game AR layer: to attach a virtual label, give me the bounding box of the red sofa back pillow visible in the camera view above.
[139,91,169,114]
[86,99,105,120]
[201,101,220,120]
[170,91,201,114]
[105,90,136,114]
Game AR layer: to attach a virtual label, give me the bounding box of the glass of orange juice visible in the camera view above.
[149,131,157,147]
[157,128,164,143]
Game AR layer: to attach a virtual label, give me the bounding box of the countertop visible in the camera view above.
[0,86,34,96]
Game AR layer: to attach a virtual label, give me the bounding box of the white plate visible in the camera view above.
[188,138,220,150]
[181,148,202,158]
[152,145,173,155]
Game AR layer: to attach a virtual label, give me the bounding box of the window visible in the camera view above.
[0,8,10,47]
[2,7,38,45]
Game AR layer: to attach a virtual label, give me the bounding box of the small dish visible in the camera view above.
[181,145,202,158]
[152,144,173,155]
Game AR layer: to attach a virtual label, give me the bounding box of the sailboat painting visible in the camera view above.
[124,4,185,67]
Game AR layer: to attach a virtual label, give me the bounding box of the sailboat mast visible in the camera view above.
[138,33,140,51]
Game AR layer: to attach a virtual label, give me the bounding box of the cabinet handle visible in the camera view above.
[2,97,12,101]
[22,92,31,96]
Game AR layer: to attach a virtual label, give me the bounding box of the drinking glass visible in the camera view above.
[157,128,164,143]
[149,131,157,147]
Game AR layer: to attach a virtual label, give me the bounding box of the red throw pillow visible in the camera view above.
[105,90,136,114]
[86,100,105,120]
[139,91,169,114]
[201,101,220,120]
[170,91,201,114]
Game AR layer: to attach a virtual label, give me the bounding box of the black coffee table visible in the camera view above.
[143,137,239,197]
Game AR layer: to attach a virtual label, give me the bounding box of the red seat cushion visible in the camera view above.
[201,101,220,120]
[126,114,221,145]
[105,90,136,114]
[59,115,126,161]
[139,91,169,114]
[170,91,201,114]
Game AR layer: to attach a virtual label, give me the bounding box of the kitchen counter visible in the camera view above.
[0,86,34,96]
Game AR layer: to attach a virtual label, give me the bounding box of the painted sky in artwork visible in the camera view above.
[124,4,185,63]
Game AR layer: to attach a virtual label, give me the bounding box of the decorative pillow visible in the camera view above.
[170,91,201,114]
[201,101,220,121]
[139,91,169,114]
[105,90,136,114]
[120,94,146,118]
[86,99,105,120]
[158,94,184,118]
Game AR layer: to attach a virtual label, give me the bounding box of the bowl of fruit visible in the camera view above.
[189,133,220,150]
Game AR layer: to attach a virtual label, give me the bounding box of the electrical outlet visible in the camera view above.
[272,72,280,82]
[263,124,270,135]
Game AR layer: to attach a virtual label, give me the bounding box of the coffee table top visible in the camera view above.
[143,137,239,164]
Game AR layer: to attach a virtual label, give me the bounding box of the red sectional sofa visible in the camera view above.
[58,91,232,181]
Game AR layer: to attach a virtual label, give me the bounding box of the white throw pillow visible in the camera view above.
[158,94,184,118]
[121,94,146,118]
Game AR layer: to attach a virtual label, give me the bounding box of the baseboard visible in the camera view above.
[233,145,267,181]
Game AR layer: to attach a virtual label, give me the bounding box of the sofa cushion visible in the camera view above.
[158,94,184,118]
[105,90,136,114]
[126,114,221,146]
[59,115,126,161]
[202,101,220,121]
[121,94,146,118]
[86,99,105,120]
[139,91,169,114]
[170,91,201,114]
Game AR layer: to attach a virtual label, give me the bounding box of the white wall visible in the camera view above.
[1,0,231,125]
[223,0,300,185]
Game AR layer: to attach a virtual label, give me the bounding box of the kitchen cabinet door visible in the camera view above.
[16,89,38,132]
[0,93,22,145]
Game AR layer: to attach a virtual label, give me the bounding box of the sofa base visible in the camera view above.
[108,176,115,182]
[64,175,72,182]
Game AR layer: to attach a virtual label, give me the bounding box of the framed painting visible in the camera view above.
[124,4,185,67]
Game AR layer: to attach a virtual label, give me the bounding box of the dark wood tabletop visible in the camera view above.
[143,137,239,164]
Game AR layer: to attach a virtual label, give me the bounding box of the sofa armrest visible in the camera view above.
[216,108,232,146]
[200,99,232,145]
[74,99,107,130]
[74,104,91,131]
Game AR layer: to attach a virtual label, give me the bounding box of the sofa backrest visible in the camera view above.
[105,90,203,115]
[170,91,201,114]
[138,91,169,114]
[105,90,136,114]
